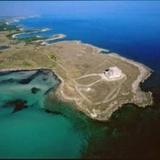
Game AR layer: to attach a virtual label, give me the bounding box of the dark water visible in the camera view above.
[2,7,160,158]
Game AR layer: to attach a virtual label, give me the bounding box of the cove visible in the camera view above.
[0,69,89,158]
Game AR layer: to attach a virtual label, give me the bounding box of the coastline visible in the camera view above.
[108,53,153,88]
[108,53,153,105]
[50,41,153,121]
[0,34,153,121]
[0,54,153,121]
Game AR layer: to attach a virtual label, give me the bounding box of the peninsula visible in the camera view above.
[0,29,153,121]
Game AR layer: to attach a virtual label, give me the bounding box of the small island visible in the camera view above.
[0,26,153,121]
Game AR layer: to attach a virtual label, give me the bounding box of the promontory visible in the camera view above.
[0,30,153,121]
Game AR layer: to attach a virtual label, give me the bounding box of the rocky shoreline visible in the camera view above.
[0,39,153,121]
[50,42,153,121]
[108,53,153,105]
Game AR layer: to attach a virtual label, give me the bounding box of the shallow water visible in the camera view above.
[0,70,88,158]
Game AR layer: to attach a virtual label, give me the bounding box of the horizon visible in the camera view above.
[0,1,160,19]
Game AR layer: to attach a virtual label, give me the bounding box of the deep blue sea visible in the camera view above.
[1,8,160,158]
[18,15,160,71]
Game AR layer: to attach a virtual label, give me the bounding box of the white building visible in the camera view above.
[104,66,122,79]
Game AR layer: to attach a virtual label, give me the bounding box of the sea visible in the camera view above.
[0,7,160,159]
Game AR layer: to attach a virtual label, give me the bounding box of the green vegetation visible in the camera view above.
[50,54,57,61]
[6,31,21,39]
[19,37,45,43]
[0,21,18,31]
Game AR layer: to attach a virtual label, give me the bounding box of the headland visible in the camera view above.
[0,27,153,121]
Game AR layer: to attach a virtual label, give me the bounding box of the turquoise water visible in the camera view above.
[0,70,88,158]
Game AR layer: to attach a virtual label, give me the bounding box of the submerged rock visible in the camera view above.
[45,109,62,115]
[31,87,40,94]
[6,99,27,113]
[45,109,52,113]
